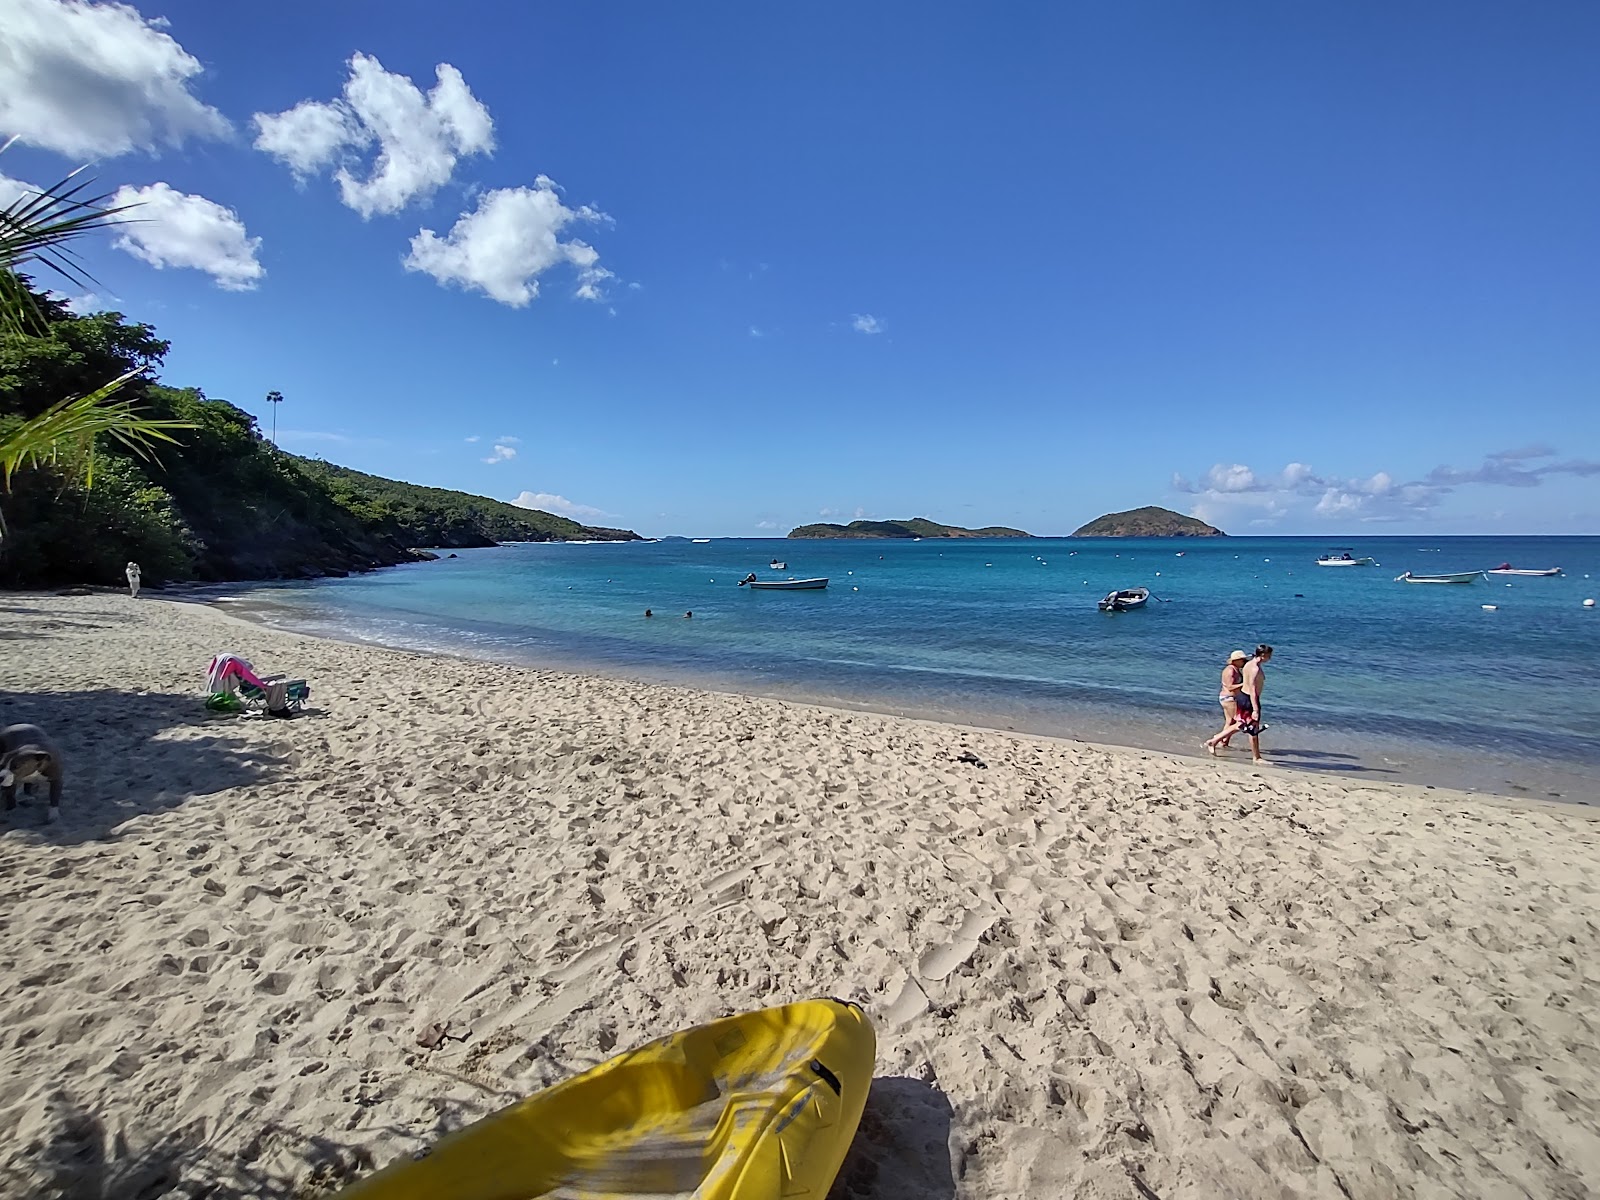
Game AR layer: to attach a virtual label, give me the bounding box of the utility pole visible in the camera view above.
[265,390,283,445]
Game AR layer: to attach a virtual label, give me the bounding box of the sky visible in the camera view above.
[2,0,1597,537]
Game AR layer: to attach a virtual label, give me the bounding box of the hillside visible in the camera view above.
[1071,506,1226,537]
[294,459,637,548]
[0,287,637,588]
[788,517,1032,539]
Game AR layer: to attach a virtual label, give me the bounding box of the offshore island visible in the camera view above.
[787,517,1030,539]
[1071,505,1226,537]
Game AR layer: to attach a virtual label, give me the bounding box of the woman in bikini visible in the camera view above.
[1205,649,1249,754]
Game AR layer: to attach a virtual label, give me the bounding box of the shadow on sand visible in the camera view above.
[1270,747,1398,776]
[830,1076,956,1200]
[0,689,286,845]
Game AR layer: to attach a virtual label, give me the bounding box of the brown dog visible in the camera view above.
[1,723,62,824]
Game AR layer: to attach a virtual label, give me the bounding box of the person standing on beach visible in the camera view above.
[1205,650,1248,754]
[125,561,141,599]
[1239,644,1273,763]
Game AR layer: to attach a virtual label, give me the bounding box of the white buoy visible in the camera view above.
[1155,572,1161,577]
[1585,598,1596,608]
[852,586,858,591]
[1482,604,1497,611]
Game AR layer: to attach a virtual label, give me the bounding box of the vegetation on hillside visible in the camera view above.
[1071,506,1225,537]
[0,284,636,588]
[788,517,1031,539]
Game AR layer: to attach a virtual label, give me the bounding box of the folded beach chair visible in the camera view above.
[205,653,310,716]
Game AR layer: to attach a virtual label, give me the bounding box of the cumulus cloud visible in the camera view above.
[511,491,611,519]
[0,0,230,157]
[1175,448,1600,525]
[404,180,612,306]
[482,443,516,464]
[851,313,884,335]
[110,182,264,290]
[253,53,493,217]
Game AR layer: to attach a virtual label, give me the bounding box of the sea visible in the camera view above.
[214,536,1600,801]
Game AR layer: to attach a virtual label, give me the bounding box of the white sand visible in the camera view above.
[2,593,1598,1199]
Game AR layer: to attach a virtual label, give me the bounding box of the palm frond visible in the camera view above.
[0,371,194,490]
[1,138,133,335]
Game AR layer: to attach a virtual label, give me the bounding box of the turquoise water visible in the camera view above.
[222,536,1600,797]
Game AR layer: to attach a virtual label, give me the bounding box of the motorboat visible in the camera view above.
[1097,587,1150,612]
[768,560,787,570]
[1395,570,1482,584]
[691,538,711,543]
[739,574,828,590]
[1486,564,1562,577]
[1317,549,1374,566]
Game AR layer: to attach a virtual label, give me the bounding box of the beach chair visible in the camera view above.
[205,653,310,716]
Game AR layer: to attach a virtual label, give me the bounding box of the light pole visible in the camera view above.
[266,390,283,445]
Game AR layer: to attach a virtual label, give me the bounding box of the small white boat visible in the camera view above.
[1097,587,1150,612]
[739,574,828,590]
[768,560,787,570]
[692,538,711,543]
[1317,549,1374,566]
[1395,570,1482,584]
[1486,564,1562,577]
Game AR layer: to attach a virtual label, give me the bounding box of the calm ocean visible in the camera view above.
[218,536,1600,800]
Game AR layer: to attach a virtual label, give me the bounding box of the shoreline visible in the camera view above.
[203,586,1598,805]
[3,593,1600,1198]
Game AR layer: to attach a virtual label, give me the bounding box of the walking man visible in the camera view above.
[1239,644,1273,763]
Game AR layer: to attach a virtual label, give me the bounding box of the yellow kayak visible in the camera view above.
[338,997,876,1200]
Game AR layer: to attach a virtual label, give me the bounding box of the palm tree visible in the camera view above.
[0,139,192,492]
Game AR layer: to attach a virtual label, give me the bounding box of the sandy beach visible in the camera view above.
[2,592,1598,1199]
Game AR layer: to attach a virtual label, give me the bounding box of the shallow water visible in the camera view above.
[216,535,1600,800]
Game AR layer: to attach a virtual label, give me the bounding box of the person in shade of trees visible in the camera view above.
[125,561,141,598]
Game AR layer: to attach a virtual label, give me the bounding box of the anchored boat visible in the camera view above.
[1317,548,1375,566]
[1395,570,1482,585]
[740,573,828,590]
[1486,563,1562,577]
[1097,586,1150,612]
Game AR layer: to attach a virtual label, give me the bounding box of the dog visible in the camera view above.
[1,723,62,824]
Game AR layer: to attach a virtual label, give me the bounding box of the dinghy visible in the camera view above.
[740,573,828,590]
[1486,564,1562,576]
[768,560,787,570]
[1097,587,1150,612]
[1395,570,1482,584]
[336,998,875,1200]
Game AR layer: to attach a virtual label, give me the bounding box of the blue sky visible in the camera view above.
[3,0,1597,536]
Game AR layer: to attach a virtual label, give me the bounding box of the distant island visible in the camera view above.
[788,517,1031,539]
[1071,506,1226,537]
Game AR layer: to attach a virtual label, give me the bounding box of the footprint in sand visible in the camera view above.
[916,909,999,981]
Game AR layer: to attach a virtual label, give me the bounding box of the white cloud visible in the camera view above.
[0,0,230,158]
[511,490,611,519]
[627,281,642,291]
[464,435,480,443]
[404,181,612,306]
[748,326,765,338]
[109,182,263,290]
[0,171,39,208]
[482,444,516,464]
[495,435,519,445]
[253,52,493,217]
[1175,448,1600,526]
[754,519,779,530]
[851,313,884,335]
